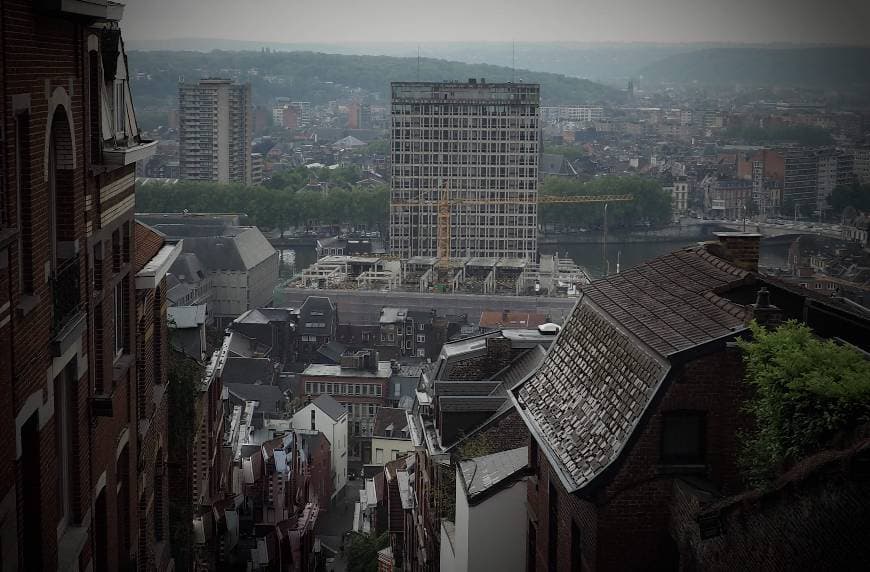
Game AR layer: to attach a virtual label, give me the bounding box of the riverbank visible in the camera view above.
[539,223,732,245]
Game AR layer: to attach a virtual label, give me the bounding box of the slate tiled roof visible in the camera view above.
[459,446,528,500]
[494,345,547,388]
[222,357,275,385]
[514,245,751,493]
[439,396,506,413]
[312,394,347,422]
[372,407,411,438]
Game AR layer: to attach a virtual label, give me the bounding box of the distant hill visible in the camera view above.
[127,50,622,109]
[639,47,870,88]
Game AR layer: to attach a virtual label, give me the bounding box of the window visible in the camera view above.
[571,520,582,571]
[375,385,381,397]
[114,80,126,137]
[392,450,400,460]
[417,348,426,357]
[54,360,76,532]
[368,405,375,417]
[416,334,425,343]
[310,409,316,431]
[305,382,312,394]
[375,448,384,464]
[661,411,706,465]
[548,482,558,572]
[15,112,33,292]
[113,281,125,358]
[418,323,425,331]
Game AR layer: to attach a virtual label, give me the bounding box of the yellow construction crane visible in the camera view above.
[390,183,634,270]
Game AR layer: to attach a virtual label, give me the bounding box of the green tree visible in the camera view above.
[828,182,870,215]
[347,532,389,572]
[167,350,205,572]
[736,321,870,487]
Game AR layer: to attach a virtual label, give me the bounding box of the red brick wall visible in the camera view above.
[527,347,747,572]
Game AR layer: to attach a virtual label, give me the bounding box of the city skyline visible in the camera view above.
[123,0,870,46]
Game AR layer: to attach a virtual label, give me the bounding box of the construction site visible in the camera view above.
[288,79,633,298]
[289,252,590,296]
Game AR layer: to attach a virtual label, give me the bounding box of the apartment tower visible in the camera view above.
[389,80,540,260]
[179,79,252,184]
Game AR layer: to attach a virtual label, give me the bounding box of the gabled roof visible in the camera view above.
[168,305,207,329]
[225,383,286,414]
[513,245,752,494]
[495,345,547,389]
[372,407,410,438]
[222,357,275,385]
[299,296,336,335]
[317,340,347,364]
[180,227,275,272]
[459,446,528,503]
[311,394,347,422]
[169,252,207,284]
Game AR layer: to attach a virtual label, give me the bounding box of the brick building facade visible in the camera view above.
[0,1,161,569]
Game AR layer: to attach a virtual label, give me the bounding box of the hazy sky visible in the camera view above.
[123,0,870,45]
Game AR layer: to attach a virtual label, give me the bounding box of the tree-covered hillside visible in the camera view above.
[640,47,870,88]
[127,50,622,108]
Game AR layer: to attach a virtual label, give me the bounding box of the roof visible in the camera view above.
[168,305,207,329]
[235,307,295,325]
[302,362,392,378]
[379,307,409,324]
[514,244,752,493]
[439,396,506,413]
[479,310,548,330]
[169,252,207,284]
[317,340,347,363]
[134,221,165,271]
[221,357,275,385]
[311,394,347,422]
[496,346,547,388]
[180,227,275,272]
[372,407,411,438]
[459,446,528,502]
[225,383,286,414]
[299,296,336,335]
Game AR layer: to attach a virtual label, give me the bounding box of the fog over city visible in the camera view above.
[124,0,870,45]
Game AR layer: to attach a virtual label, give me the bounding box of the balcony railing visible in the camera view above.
[52,255,82,337]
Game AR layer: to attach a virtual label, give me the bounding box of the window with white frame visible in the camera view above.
[416,334,425,343]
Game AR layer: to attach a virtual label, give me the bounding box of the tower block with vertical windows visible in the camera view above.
[389,81,541,260]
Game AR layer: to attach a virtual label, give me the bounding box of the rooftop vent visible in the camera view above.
[537,323,561,335]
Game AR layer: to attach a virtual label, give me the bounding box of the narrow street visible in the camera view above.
[316,479,366,571]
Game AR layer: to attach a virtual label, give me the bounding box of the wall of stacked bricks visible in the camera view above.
[671,443,870,570]
[0,2,156,568]
[718,235,760,272]
[527,347,748,571]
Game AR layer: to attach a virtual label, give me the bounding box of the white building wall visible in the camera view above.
[292,403,348,497]
[209,270,248,318]
[370,437,415,465]
[451,476,528,572]
[247,253,279,309]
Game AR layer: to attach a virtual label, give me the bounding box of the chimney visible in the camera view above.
[713,232,761,272]
[746,287,783,329]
